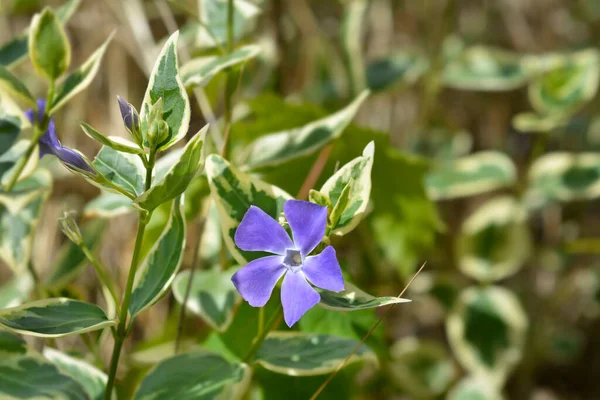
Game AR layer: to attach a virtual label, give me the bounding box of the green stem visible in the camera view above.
[104,151,155,399]
[243,307,282,363]
[80,245,120,315]
[220,0,235,158]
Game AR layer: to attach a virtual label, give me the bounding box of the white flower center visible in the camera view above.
[283,249,303,273]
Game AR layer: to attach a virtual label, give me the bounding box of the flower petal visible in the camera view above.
[235,206,293,254]
[284,200,327,256]
[39,119,61,151]
[231,255,286,307]
[281,271,320,327]
[303,246,344,292]
[25,99,46,123]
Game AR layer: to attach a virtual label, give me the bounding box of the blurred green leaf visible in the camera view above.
[196,0,260,48]
[366,51,428,92]
[447,376,505,400]
[0,65,35,106]
[84,192,133,219]
[0,274,33,309]
[28,7,71,80]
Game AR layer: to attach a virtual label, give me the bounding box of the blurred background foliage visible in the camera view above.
[4,0,600,399]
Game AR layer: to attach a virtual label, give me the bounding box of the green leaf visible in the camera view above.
[172,268,240,332]
[84,192,133,219]
[205,154,291,264]
[0,332,91,399]
[0,169,51,273]
[135,126,207,212]
[0,0,80,68]
[299,306,378,343]
[443,42,530,91]
[134,351,250,400]
[512,111,567,133]
[0,274,33,309]
[0,96,26,158]
[255,332,376,376]
[526,152,600,205]
[92,145,145,198]
[320,141,374,235]
[50,32,114,114]
[425,151,517,200]
[388,338,456,398]
[0,66,36,106]
[181,44,261,88]
[43,347,113,400]
[245,90,369,168]
[140,31,190,151]
[527,49,600,115]
[197,0,260,48]
[447,286,527,387]
[318,282,410,311]
[80,122,144,155]
[447,376,505,400]
[129,196,186,317]
[46,219,107,289]
[28,7,71,80]
[456,197,531,283]
[0,139,39,186]
[0,298,116,337]
[366,51,428,92]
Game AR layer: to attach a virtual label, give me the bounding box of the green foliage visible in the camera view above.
[318,282,410,311]
[28,7,71,80]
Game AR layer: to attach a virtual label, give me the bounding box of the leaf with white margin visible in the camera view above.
[129,196,186,317]
[84,192,133,219]
[43,347,114,400]
[447,376,505,400]
[205,154,291,264]
[255,331,376,376]
[0,65,36,106]
[245,90,369,168]
[0,298,116,337]
[0,274,33,309]
[425,151,517,200]
[92,145,145,197]
[181,45,261,88]
[139,31,190,151]
[197,0,261,48]
[447,286,527,388]
[80,122,143,155]
[526,152,600,205]
[318,282,410,311]
[134,351,250,400]
[135,125,207,212]
[50,32,115,114]
[29,7,72,80]
[456,197,531,283]
[320,141,374,235]
[0,331,91,399]
[0,169,51,273]
[172,268,240,332]
[366,51,428,92]
[0,139,39,186]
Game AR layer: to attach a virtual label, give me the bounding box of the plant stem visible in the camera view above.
[297,144,334,199]
[243,307,283,363]
[104,151,155,399]
[80,245,120,315]
[220,0,235,158]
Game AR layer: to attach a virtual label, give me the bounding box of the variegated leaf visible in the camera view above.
[196,0,261,48]
[84,192,133,219]
[0,139,39,186]
[447,376,505,400]
[0,298,116,337]
[92,145,145,198]
[318,282,410,311]
[0,274,33,309]
[28,7,72,80]
[140,31,190,151]
[245,90,369,168]
[320,141,374,235]
[205,154,291,264]
[366,51,428,92]
[80,122,143,155]
[181,45,261,88]
[0,66,36,106]
[129,196,186,317]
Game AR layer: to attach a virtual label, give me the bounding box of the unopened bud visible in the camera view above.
[59,211,84,246]
[148,98,164,125]
[117,96,142,145]
[147,120,169,149]
[308,190,332,209]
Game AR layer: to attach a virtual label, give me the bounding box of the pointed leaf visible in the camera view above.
[84,192,134,219]
[0,95,28,158]
[129,196,186,317]
[0,139,39,186]
[320,141,374,235]
[245,91,369,168]
[80,122,143,155]
[134,351,250,400]
[425,151,517,200]
[318,282,410,311]
[447,286,527,387]
[50,33,114,114]
[172,268,240,332]
[0,298,115,337]
[0,66,35,106]
[29,7,71,80]
[92,145,145,197]
[205,154,291,264]
[135,125,207,211]
[255,332,376,376]
[366,51,428,92]
[181,45,261,88]
[140,31,190,151]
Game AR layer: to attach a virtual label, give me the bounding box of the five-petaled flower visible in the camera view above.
[232,200,344,327]
[25,99,93,173]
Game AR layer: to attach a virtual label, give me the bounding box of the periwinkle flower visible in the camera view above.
[25,99,93,173]
[232,200,344,327]
[117,96,141,142]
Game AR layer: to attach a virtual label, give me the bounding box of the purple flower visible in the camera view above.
[232,200,344,327]
[25,99,93,173]
[117,96,139,133]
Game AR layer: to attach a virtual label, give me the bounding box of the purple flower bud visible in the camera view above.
[231,200,345,327]
[117,96,140,133]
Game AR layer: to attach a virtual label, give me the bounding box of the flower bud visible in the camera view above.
[147,120,169,149]
[117,96,142,145]
[59,211,84,246]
